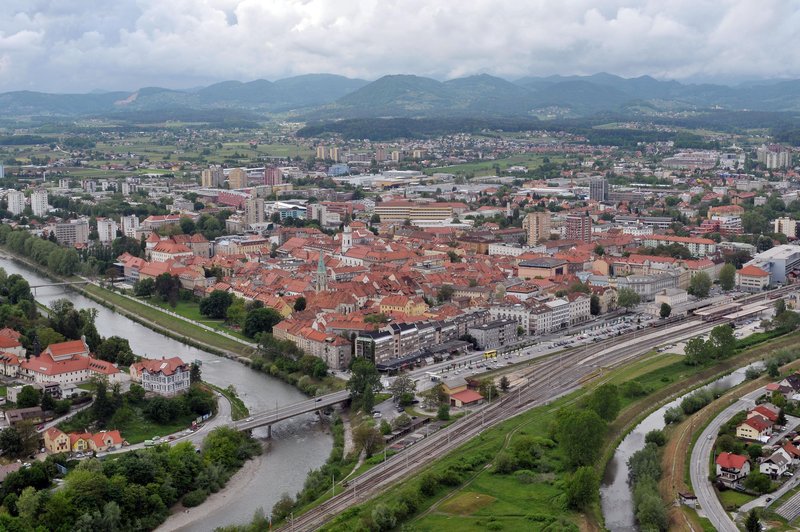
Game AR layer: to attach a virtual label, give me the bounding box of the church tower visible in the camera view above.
[314,252,328,292]
[341,225,353,254]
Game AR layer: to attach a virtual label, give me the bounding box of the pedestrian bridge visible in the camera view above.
[231,390,351,436]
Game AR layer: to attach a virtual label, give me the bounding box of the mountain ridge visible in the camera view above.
[3,72,800,120]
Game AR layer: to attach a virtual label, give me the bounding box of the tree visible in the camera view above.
[743,471,772,494]
[565,467,598,509]
[347,359,382,412]
[293,296,306,312]
[190,362,202,384]
[745,509,761,532]
[499,376,510,392]
[226,298,247,327]
[478,379,498,402]
[41,391,56,412]
[719,263,736,291]
[96,336,135,366]
[199,290,233,320]
[436,285,455,303]
[747,445,763,462]
[353,422,382,457]
[684,337,711,366]
[775,298,787,316]
[153,273,180,306]
[555,408,607,467]
[644,429,666,447]
[133,278,155,297]
[437,404,450,420]
[688,272,712,298]
[659,303,671,319]
[243,307,283,338]
[588,384,621,422]
[709,324,736,359]
[389,375,416,404]
[0,427,23,457]
[421,383,448,410]
[617,288,640,312]
[16,385,41,408]
[590,294,601,316]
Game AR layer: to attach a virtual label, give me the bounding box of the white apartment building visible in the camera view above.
[774,217,797,239]
[31,189,48,217]
[545,299,571,331]
[54,219,90,246]
[7,190,25,216]
[120,215,141,238]
[96,218,119,243]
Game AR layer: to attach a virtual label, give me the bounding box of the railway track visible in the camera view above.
[278,287,795,531]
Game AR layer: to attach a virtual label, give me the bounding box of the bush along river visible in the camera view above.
[600,362,762,530]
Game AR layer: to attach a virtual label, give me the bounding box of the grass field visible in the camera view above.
[423,154,565,177]
[718,489,755,510]
[59,407,195,445]
[145,297,252,341]
[80,283,252,356]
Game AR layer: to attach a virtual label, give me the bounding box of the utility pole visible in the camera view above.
[332,473,335,497]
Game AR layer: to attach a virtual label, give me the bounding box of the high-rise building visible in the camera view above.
[243,197,265,226]
[55,219,89,246]
[227,168,247,189]
[566,214,592,243]
[774,217,797,239]
[328,147,339,163]
[264,166,283,186]
[31,189,48,217]
[316,146,326,160]
[375,147,386,162]
[0,164,4,178]
[96,218,119,243]
[7,190,25,216]
[523,212,551,245]
[756,144,792,169]
[201,165,224,188]
[120,215,140,238]
[589,177,609,202]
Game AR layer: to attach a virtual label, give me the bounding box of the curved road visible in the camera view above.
[691,388,760,532]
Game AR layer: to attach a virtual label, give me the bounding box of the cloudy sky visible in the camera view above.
[1,0,799,93]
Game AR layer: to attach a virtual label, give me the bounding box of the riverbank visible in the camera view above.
[159,450,268,532]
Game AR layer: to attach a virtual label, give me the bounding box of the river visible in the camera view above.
[600,362,761,531]
[0,255,333,530]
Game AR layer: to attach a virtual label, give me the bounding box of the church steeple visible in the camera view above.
[314,252,328,292]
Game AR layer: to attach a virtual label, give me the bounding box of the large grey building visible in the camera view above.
[589,177,609,202]
[746,244,800,285]
[467,319,518,350]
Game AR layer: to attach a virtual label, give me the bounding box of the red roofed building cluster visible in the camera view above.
[19,339,121,385]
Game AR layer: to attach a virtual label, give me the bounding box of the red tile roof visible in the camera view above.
[132,356,187,377]
[715,452,748,470]
[738,265,769,278]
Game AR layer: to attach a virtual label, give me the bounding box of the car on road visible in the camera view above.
[245,417,254,422]
[372,412,382,419]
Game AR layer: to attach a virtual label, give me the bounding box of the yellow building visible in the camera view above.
[379,295,428,316]
[44,427,70,454]
[227,168,247,189]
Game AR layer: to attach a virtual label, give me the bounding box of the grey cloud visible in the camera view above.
[0,0,799,92]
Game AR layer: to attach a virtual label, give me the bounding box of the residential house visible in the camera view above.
[20,338,121,385]
[736,415,773,442]
[130,357,190,397]
[44,427,70,454]
[760,448,792,479]
[715,452,750,487]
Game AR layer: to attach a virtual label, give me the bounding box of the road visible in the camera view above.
[691,388,761,532]
[101,391,233,457]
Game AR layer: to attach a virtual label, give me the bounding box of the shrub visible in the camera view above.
[182,489,208,507]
